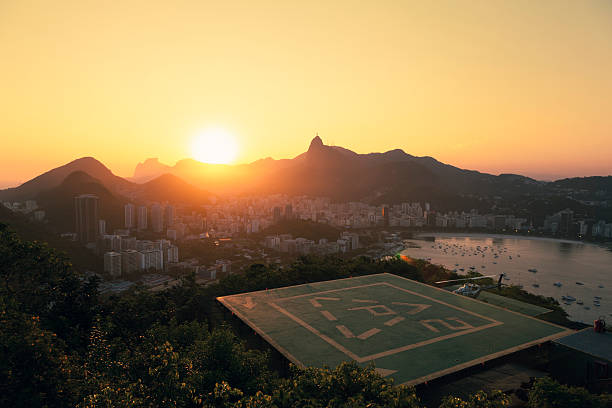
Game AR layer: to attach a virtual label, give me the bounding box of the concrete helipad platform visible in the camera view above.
[218,273,572,385]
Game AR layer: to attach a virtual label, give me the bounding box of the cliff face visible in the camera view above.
[131,158,173,183]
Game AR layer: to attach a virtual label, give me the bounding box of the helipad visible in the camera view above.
[218,273,572,385]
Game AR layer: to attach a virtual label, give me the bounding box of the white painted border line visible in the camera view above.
[402,329,574,386]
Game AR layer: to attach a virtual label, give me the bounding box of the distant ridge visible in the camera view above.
[0,157,132,201]
[131,158,173,183]
[135,174,212,205]
[1,137,610,213]
[121,136,546,205]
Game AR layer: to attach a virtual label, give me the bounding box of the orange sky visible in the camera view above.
[1,0,611,188]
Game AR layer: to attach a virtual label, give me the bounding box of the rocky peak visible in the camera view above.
[308,134,324,152]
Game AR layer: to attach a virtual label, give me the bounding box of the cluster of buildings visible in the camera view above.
[2,199,45,221]
[263,231,360,255]
[102,237,179,277]
[124,202,206,240]
[69,195,181,278]
[201,196,528,235]
[543,208,612,238]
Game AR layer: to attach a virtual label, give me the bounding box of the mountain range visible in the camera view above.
[1,136,610,228]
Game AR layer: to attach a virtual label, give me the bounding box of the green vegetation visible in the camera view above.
[0,222,606,407]
[527,377,612,408]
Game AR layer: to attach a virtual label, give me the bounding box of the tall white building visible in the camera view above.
[104,251,122,277]
[165,246,179,264]
[124,203,136,229]
[121,249,143,274]
[137,206,148,230]
[98,219,106,236]
[151,203,163,233]
[141,249,163,271]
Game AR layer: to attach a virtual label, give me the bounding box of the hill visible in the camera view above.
[0,157,133,201]
[36,171,126,233]
[134,173,212,205]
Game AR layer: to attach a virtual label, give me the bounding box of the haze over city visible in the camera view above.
[2,0,612,188]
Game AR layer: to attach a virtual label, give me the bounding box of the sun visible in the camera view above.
[191,127,238,164]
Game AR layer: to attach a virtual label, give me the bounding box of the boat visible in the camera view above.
[528,268,537,273]
[562,295,576,302]
[554,282,562,287]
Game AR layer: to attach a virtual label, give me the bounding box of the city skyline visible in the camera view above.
[2,0,612,188]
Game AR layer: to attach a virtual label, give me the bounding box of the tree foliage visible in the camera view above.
[527,377,612,408]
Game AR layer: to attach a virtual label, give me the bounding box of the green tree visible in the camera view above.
[439,390,510,408]
[527,377,612,408]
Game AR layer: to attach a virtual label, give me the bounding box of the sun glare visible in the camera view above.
[191,128,238,164]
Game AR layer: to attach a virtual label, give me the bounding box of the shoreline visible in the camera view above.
[397,235,611,326]
[410,232,603,247]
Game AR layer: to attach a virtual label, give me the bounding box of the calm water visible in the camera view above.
[401,233,612,324]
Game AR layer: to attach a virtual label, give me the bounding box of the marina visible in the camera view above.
[401,233,612,324]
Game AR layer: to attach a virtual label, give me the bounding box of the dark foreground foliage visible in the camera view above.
[1,223,608,407]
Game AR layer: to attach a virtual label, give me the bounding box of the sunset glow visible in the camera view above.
[0,1,611,186]
[191,128,238,164]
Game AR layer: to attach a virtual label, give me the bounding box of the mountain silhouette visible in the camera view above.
[1,136,610,213]
[131,158,173,183]
[123,136,548,206]
[0,157,133,201]
[36,171,125,232]
[135,174,212,205]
